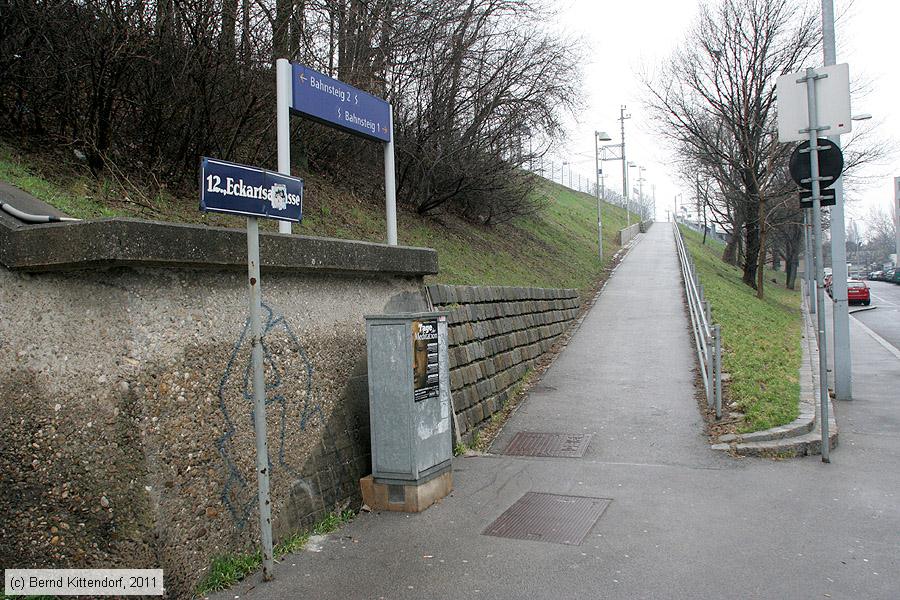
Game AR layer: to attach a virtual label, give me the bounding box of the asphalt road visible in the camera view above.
[851,281,900,353]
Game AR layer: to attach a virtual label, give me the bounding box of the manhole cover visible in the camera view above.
[503,432,592,457]
[483,492,611,545]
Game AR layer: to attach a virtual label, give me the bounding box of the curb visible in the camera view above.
[712,289,838,457]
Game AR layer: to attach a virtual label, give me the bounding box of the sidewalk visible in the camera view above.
[211,224,900,600]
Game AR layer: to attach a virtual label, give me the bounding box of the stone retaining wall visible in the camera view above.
[427,285,580,444]
[640,220,654,233]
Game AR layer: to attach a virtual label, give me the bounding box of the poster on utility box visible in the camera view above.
[412,320,440,402]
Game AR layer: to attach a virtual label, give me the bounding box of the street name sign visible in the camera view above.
[777,63,851,142]
[200,157,303,222]
[290,63,391,142]
[198,154,305,581]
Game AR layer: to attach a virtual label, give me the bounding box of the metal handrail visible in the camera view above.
[673,222,723,419]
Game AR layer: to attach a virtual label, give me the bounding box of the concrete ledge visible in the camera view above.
[0,217,438,275]
[428,284,579,305]
[617,223,640,245]
[711,428,837,457]
[717,404,814,444]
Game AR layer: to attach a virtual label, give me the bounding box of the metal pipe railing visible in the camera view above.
[673,222,723,419]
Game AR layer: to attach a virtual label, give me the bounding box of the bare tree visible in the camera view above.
[862,206,898,265]
[645,0,820,298]
[1,0,580,224]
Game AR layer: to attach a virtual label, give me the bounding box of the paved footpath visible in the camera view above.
[213,224,899,600]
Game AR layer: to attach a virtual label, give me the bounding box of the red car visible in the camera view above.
[846,280,870,305]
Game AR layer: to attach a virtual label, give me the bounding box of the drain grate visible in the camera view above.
[502,432,592,458]
[483,492,610,546]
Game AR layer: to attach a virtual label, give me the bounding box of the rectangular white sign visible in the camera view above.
[5,569,164,596]
[777,63,851,142]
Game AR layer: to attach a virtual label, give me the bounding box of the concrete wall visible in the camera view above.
[0,216,436,597]
[639,220,654,233]
[618,222,641,245]
[427,285,580,444]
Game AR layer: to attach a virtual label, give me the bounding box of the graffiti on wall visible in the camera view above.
[216,303,322,528]
[215,303,364,529]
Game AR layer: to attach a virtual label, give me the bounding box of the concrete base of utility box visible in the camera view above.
[360,471,453,513]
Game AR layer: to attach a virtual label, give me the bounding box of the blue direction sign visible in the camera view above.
[291,63,391,142]
[200,157,303,222]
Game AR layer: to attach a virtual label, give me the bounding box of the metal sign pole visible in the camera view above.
[594,132,603,262]
[247,216,275,578]
[804,210,816,314]
[276,59,293,235]
[802,67,830,463]
[895,177,900,261]
[821,0,851,401]
[384,104,398,246]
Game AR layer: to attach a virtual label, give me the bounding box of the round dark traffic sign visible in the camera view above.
[789,138,844,191]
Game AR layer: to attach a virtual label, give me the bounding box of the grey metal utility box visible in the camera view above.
[365,312,452,484]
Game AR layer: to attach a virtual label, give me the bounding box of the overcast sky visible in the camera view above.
[546,0,898,234]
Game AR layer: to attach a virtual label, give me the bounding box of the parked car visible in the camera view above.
[892,269,900,285]
[846,280,871,305]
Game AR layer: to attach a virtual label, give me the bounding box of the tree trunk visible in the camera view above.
[755,198,767,298]
[723,213,742,265]
[155,0,173,37]
[241,0,251,63]
[274,0,292,61]
[785,252,798,289]
[743,217,759,289]
[220,0,238,56]
[702,208,708,245]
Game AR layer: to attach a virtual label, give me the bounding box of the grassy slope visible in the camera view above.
[0,143,636,290]
[680,225,802,432]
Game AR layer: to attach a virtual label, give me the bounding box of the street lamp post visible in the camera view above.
[628,162,640,225]
[822,0,852,401]
[635,165,647,220]
[595,130,613,262]
[620,106,632,226]
[895,177,900,263]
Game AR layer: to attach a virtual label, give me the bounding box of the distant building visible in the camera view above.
[675,207,727,243]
